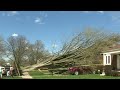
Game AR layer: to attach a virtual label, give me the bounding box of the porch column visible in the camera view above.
[103,53,111,65]
[117,54,120,69]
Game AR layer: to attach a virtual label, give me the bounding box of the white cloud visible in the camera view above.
[82,11,89,13]
[7,11,19,16]
[35,17,40,23]
[34,17,45,24]
[34,12,47,25]
[97,11,104,14]
[12,33,18,37]
[81,11,104,14]
[10,11,18,14]
[1,11,19,16]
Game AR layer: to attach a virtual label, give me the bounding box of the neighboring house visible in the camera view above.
[101,44,120,70]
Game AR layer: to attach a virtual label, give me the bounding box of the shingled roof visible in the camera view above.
[102,44,120,53]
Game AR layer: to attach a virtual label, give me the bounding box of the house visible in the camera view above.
[101,44,120,70]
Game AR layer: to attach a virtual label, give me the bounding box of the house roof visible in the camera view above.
[101,44,120,53]
[108,44,120,50]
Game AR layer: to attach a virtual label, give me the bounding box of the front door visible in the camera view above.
[117,55,120,69]
[112,55,117,70]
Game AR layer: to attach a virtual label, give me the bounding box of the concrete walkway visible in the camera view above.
[21,72,32,79]
[22,63,45,72]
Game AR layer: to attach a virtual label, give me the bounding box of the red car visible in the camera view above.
[68,67,83,75]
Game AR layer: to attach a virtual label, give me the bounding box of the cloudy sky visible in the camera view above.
[0,11,120,53]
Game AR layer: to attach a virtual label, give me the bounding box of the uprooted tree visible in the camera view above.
[53,27,120,65]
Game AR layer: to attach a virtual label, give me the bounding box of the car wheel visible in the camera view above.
[75,71,79,75]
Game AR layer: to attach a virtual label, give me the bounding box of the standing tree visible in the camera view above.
[0,59,6,66]
[6,35,29,76]
[0,36,6,66]
[27,40,47,65]
[34,40,45,63]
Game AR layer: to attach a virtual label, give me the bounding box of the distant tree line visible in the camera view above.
[0,35,51,76]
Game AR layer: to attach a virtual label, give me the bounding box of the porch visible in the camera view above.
[102,50,120,70]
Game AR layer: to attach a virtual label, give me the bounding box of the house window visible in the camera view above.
[106,56,107,64]
[108,56,110,64]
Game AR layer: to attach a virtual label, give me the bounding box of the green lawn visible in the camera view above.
[3,70,119,79]
[29,70,45,76]
[31,74,120,79]
[2,76,22,79]
[28,70,120,79]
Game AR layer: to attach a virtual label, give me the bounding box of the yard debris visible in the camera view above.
[100,70,105,76]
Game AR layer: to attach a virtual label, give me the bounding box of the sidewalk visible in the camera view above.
[21,72,32,79]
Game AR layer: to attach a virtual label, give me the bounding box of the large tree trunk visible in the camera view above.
[14,61,21,76]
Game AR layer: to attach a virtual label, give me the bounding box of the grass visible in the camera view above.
[2,76,22,79]
[28,70,120,79]
[29,70,45,76]
[4,74,120,79]
[3,70,119,79]
[31,74,120,79]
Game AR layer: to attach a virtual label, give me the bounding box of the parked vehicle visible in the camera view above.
[1,67,6,75]
[68,67,83,75]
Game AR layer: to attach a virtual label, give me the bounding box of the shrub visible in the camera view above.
[62,71,70,75]
[104,65,112,76]
[90,64,104,74]
[78,67,84,74]
[48,68,68,74]
[81,66,93,74]
[111,71,119,76]
[96,65,104,74]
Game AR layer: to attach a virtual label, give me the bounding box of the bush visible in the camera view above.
[62,71,70,75]
[48,68,68,74]
[91,64,104,74]
[111,71,119,76]
[96,65,104,74]
[78,67,84,74]
[81,66,93,74]
[104,65,112,76]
